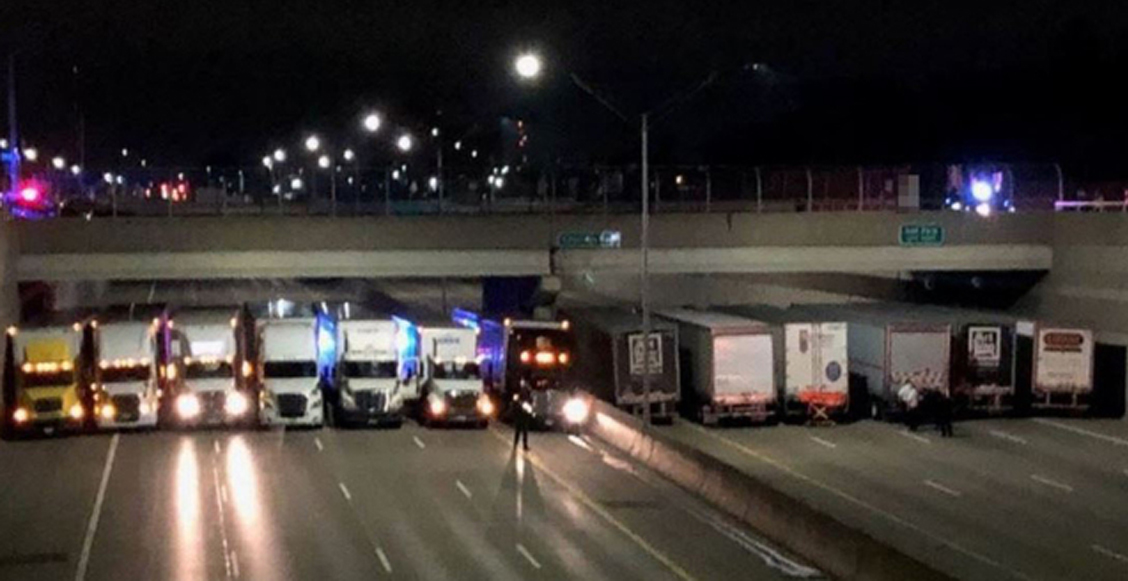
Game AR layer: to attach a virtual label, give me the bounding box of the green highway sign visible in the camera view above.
[899,224,944,246]
[558,230,622,249]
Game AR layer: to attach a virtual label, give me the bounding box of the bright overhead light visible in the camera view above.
[273,148,286,162]
[70,164,82,176]
[515,53,543,79]
[318,155,331,169]
[305,135,321,152]
[22,148,38,162]
[363,113,382,133]
[343,149,355,161]
[51,156,66,170]
[262,156,273,169]
[396,134,413,152]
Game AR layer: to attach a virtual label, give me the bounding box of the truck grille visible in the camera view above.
[112,394,141,421]
[200,392,226,418]
[34,398,63,413]
[354,390,386,413]
[448,392,479,413]
[277,394,308,418]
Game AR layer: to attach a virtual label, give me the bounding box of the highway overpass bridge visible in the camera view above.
[9,211,1051,281]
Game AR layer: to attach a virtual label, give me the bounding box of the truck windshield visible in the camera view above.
[342,361,397,378]
[432,362,480,380]
[263,361,317,378]
[102,366,152,383]
[185,361,234,379]
[22,370,75,388]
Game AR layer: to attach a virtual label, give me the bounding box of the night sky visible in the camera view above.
[4,1,1128,173]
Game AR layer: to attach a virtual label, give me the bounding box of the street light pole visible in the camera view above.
[7,54,19,201]
[640,113,652,426]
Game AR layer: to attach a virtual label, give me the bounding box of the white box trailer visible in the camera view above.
[723,305,849,421]
[566,307,680,421]
[92,318,162,429]
[1030,324,1094,410]
[418,325,492,426]
[792,304,950,419]
[658,309,775,424]
[257,318,323,427]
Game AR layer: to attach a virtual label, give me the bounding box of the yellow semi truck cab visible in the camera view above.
[8,325,88,433]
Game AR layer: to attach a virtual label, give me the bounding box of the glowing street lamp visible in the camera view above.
[121,148,129,158]
[343,149,356,162]
[70,165,81,176]
[318,155,331,169]
[514,53,543,79]
[396,134,413,153]
[363,113,382,133]
[51,156,66,170]
[22,148,38,162]
[262,156,273,169]
[273,148,287,163]
[304,135,321,152]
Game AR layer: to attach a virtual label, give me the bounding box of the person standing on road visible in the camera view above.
[513,381,533,451]
[897,381,921,431]
[935,390,954,438]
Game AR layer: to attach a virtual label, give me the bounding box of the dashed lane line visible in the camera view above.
[456,479,473,500]
[314,437,324,452]
[809,436,837,449]
[1092,544,1128,565]
[989,430,1027,445]
[375,547,393,574]
[898,430,932,445]
[516,543,543,570]
[923,479,963,498]
[1030,474,1073,493]
[339,482,353,502]
[1032,419,1128,447]
[413,436,426,450]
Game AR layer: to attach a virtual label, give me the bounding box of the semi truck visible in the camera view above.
[453,309,590,430]
[257,317,324,427]
[332,315,416,427]
[91,309,167,429]
[5,318,91,435]
[565,307,680,422]
[792,304,951,419]
[166,308,255,428]
[418,324,494,427]
[657,309,776,424]
[723,305,849,422]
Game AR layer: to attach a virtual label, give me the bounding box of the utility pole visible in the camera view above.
[7,54,19,200]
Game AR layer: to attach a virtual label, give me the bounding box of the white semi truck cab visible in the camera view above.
[168,309,254,428]
[334,318,414,427]
[258,318,323,427]
[418,326,494,427]
[92,319,162,429]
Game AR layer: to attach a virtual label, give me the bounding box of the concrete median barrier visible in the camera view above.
[585,401,951,581]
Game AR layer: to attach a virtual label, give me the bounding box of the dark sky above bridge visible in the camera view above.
[3,1,1128,172]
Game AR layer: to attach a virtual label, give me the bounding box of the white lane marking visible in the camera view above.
[809,436,837,449]
[231,549,241,579]
[146,281,157,303]
[339,482,353,502]
[314,437,324,452]
[489,427,697,581]
[687,424,1030,580]
[75,433,119,581]
[989,430,1027,445]
[898,430,932,445]
[1092,544,1128,565]
[214,439,221,454]
[568,434,596,452]
[413,436,426,449]
[220,485,228,505]
[375,547,393,573]
[515,543,542,570]
[211,464,234,578]
[455,479,473,500]
[1033,418,1128,447]
[1030,474,1074,493]
[923,479,963,498]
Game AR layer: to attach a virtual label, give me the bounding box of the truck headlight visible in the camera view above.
[13,407,28,424]
[139,402,152,416]
[429,398,447,417]
[476,395,495,417]
[224,392,249,416]
[99,403,116,420]
[69,403,85,421]
[176,394,200,419]
[562,397,590,425]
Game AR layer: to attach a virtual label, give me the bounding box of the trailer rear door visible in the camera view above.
[714,333,774,403]
[888,324,950,394]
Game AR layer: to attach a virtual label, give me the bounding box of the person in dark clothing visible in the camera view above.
[934,391,954,438]
[513,382,533,451]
